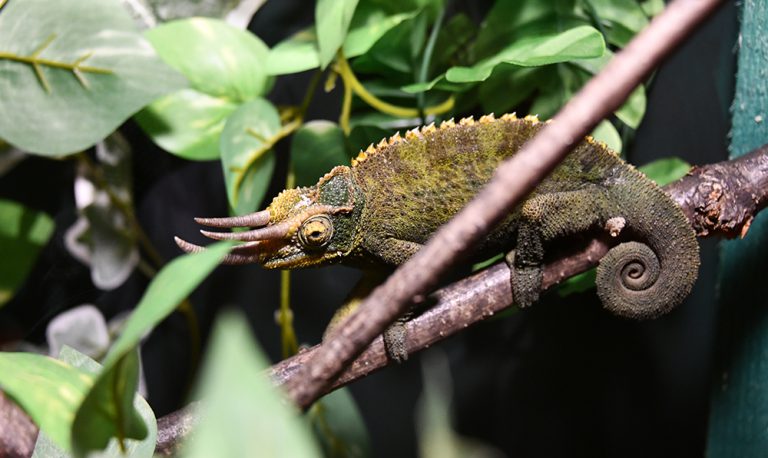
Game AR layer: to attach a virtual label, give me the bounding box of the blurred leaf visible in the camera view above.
[478,66,541,114]
[640,0,665,16]
[145,0,243,22]
[417,352,503,458]
[70,242,232,456]
[446,25,605,83]
[472,0,568,59]
[591,120,622,153]
[184,311,321,458]
[0,352,92,452]
[585,0,648,46]
[32,346,157,458]
[0,142,26,177]
[557,268,597,296]
[0,199,54,307]
[291,121,348,187]
[46,305,110,360]
[64,133,139,290]
[219,98,280,215]
[316,0,360,69]
[430,13,476,73]
[0,0,186,157]
[311,388,371,458]
[136,17,272,159]
[614,85,646,129]
[72,350,147,456]
[639,157,691,186]
[267,7,416,75]
[134,89,238,160]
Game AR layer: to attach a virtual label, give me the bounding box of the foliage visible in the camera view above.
[0,0,667,455]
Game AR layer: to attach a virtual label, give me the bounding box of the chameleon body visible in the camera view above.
[177,113,699,321]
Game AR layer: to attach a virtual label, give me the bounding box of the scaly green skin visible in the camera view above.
[227,114,700,318]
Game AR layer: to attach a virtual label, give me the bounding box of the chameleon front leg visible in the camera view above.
[507,189,609,308]
[326,237,423,362]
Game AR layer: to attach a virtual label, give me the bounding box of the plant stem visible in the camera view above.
[335,52,454,120]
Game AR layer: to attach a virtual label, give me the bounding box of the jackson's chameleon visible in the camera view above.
[176,114,700,359]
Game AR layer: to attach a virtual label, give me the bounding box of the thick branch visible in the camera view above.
[283,0,726,409]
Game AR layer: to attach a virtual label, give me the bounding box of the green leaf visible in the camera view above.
[585,0,649,46]
[291,121,348,188]
[417,352,501,458]
[70,242,232,455]
[591,120,622,153]
[316,0,360,69]
[557,268,597,297]
[0,352,92,452]
[219,98,281,215]
[638,157,691,187]
[614,85,646,129]
[0,0,186,157]
[445,25,605,83]
[136,18,272,160]
[72,350,146,456]
[134,89,238,160]
[32,346,158,458]
[311,388,371,458]
[267,7,416,75]
[184,311,322,458]
[0,199,54,307]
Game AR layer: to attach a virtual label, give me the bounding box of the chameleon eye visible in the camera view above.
[298,215,333,249]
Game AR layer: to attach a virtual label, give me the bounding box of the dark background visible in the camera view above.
[0,1,737,457]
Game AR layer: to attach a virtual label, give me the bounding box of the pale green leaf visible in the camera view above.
[291,121,348,187]
[184,311,322,458]
[0,0,186,157]
[0,199,54,307]
[219,98,280,215]
[316,0,359,69]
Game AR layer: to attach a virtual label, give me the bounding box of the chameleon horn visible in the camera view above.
[194,210,271,228]
[199,221,290,242]
[174,236,263,265]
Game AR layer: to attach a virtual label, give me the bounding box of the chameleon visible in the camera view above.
[175,113,700,359]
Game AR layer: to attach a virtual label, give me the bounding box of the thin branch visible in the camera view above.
[284,0,726,410]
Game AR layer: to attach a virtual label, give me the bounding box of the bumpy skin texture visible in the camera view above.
[209,114,700,319]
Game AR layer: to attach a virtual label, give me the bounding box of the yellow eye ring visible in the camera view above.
[298,215,333,249]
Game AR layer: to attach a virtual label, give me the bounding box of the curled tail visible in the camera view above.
[595,177,700,319]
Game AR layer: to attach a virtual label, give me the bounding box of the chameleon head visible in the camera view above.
[174,166,359,269]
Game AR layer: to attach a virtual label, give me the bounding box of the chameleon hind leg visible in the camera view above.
[507,189,609,308]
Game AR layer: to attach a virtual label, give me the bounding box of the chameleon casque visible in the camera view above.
[175,113,700,359]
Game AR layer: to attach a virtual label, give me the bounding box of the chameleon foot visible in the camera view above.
[383,322,408,363]
[506,252,542,308]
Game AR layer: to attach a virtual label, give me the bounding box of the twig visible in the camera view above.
[284,0,726,410]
